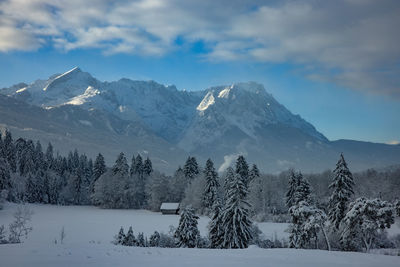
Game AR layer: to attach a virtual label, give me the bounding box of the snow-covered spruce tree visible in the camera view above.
[340,197,394,252]
[3,130,16,173]
[174,206,200,248]
[114,227,126,245]
[223,167,235,204]
[112,153,129,176]
[249,164,259,184]
[45,142,54,170]
[285,170,298,209]
[143,157,153,176]
[0,157,11,191]
[235,155,249,189]
[328,153,355,229]
[203,159,220,210]
[220,173,252,249]
[92,153,106,193]
[137,232,145,247]
[183,156,199,181]
[123,226,137,246]
[208,200,223,248]
[294,172,312,205]
[149,231,161,247]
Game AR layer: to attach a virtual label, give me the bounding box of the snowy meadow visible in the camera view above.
[1,202,399,267]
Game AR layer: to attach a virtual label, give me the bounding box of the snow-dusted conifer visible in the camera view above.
[114,227,125,245]
[183,156,199,181]
[0,158,11,191]
[223,167,235,203]
[203,159,219,209]
[294,172,312,204]
[235,155,249,188]
[220,173,252,249]
[93,154,106,185]
[3,130,16,173]
[149,231,160,247]
[285,170,298,209]
[137,232,145,247]
[123,226,136,246]
[328,153,355,229]
[208,200,223,248]
[174,206,200,248]
[112,152,129,176]
[143,157,153,176]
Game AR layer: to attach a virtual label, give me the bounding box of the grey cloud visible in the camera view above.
[0,0,399,97]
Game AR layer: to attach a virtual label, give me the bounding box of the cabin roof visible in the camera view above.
[160,202,180,210]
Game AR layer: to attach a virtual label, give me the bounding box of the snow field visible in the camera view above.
[0,202,399,267]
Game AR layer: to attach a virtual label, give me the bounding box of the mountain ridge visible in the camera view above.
[1,67,399,173]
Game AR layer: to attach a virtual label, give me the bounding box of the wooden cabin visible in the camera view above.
[160,202,180,215]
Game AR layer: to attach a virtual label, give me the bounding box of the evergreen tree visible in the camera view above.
[143,157,153,176]
[183,156,199,181]
[294,172,312,205]
[93,153,106,184]
[203,159,220,209]
[328,153,355,229]
[149,231,161,247]
[208,200,223,248]
[235,155,249,190]
[112,153,129,177]
[223,167,235,204]
[135,154,143,176]
[25,174,37,203]
[174,206,200,248]
[129,155,136,176]
[249,164,259,184]
[114,227,126,245]
[137,232,145,247]
[285,170,298,209]
[45,142,54,170]
[169,167,187,202]
[220,173,252,249]
[3,130,16,173]
[0,158,11,191]
[123,226,136,246]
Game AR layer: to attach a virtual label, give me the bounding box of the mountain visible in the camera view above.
[1,67,400,173]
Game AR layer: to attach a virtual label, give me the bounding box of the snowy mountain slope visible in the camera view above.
[1,67,400,173]
[0,94,187,171]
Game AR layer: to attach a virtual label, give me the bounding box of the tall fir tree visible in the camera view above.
[174,206,200,248]
[328,153,355,229]
[123,226,137,246]
[93,153,106,182]
[183,156,199,181]
[235,155,249,189]
[112,152,129,177]
[220,173,252,248]
[143,157,153,176]
[45,142,54,170]
[135,154,143,176]
[203,159,220,209]
[285,170,298,209]
[208,200,223,248]
[294,172,312,205]
[223,167,235,204]
[0,157,11,191]
[129,155,136,176]
[3,130,16,173]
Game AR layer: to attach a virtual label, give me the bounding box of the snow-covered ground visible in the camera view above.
[0,202,399,267]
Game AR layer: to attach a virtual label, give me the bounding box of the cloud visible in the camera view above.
[0,0,399,97]
[387,140,400,145]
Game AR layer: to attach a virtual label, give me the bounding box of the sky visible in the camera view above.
[0,0,399,144]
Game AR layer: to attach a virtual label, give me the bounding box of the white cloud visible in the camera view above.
[0,0,399,97]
